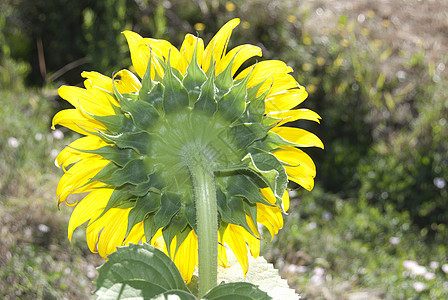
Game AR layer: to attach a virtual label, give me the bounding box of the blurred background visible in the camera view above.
[0,0,447,299]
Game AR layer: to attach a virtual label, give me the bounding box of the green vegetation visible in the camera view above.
[1,0,447,299]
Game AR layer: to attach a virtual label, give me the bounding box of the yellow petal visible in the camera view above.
[243,216,260,258]
[178,34,205,74]
[256,202,283,240]
[124,221,145,245]
[172,231,198,283]
[202,18,240,72]
[215,44,262,76]
[274,146,316,177]
[265,87,308,113]
[270,126,324,149]
[218,231,228,267]
[55,136,107,169]
[268,108,321,126]
[52,109,107,135]
[123,31,149,78]
[223,224,248,275]
[58,85,116,116]
[96,208,131,257]
[56,157,109,205]
[82,71,114,93]
[68,188,114,241]
[236,60,293,84]
[113,69,142,93]
[287,173,315,191]
[282,189,290,212]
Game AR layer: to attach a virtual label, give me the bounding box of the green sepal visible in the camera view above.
[162,207,188,257]
[162,57,190,114]
[97,159,149,187]
[141,82,165,112]
[90,162,119,184]
[184,197,197,233]
[74,145,139,167]
[242,152,288,204]
[119,95,160,130]
[203,282,271,300]
[126,192,161,239]
[144,192,181,242]
[243,201,259,237]
[94,243,189,296]
[104,131,151,155]
[259,131,301,151]
[214,54,236,97]
[182,42,207,105]
[139,51,155,99]
[91,114,136,134]
[227,174,273,207]
[230,122,270,149]
[247,84,270,123]
[217,71,251,122]
[154,53,184,82]
[193,70,217,114]
[216,190,257,237]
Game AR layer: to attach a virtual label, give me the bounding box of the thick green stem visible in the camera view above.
[185,149,218,297]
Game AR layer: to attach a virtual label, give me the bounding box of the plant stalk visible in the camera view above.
[185,149,218,297]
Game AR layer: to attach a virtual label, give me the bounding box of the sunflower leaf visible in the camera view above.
[203,282,271,300]
[95,279,167,300]
[94,243,189,297]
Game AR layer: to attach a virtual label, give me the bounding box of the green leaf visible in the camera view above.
[162,59,190,114]
[204,282,271,300]
[94,243,189,298]
[96,279,166,300]
[126,193,161,238]
[153,290,197,300]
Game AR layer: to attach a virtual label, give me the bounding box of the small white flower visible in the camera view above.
[35,133,44,141]
[442,264,448,274]
[50,149,59,158]
[38,224,50,233]
[429,261,440,270]
[403,260,426,276]
[52,129,65,140]
[7,137,20,148]
[389,237,400,245]
[413,282,425,293]
[424,272,436,280]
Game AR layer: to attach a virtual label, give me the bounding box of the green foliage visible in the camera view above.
[95,243,271,299]
[265,188,448,299]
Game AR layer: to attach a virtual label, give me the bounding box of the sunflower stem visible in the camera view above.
[185,148,218,297]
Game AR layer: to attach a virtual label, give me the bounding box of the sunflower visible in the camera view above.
[53,18,322,284]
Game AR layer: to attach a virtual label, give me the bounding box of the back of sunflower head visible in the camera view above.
[53,18,322,299]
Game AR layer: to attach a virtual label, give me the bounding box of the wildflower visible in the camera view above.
[53,18,321,283]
